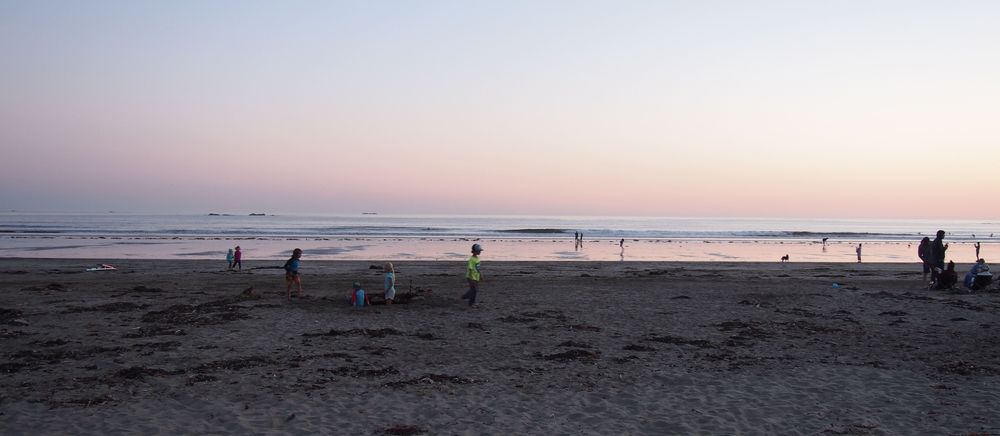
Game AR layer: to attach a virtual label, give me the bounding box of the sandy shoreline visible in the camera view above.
[2,258,999,434]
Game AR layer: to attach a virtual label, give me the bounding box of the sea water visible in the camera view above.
[0,212,996,263]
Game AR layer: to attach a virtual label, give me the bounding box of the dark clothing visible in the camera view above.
[934,262,958,290]
[918,241,932,274]
[935,269,958,290]
[930,237,946,280]
[462,279,480,306]
[931,237,946,266]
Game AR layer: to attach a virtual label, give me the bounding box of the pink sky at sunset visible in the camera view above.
[1,1,998,219]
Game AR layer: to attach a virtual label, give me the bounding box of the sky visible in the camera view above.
[1,1,998,219]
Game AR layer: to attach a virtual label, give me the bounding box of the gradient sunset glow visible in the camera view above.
[2,1,998,219]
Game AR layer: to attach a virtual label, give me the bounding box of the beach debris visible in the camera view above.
[86,264,117,272]
[645,334,714,348]
[302,328,404,338]
[540,349,600,361]
[1,308,24,324]
[321,365,399,378]
[64,302,149,314]
[185,374,219,386]
[123,325,187,338]
[10,318,29,326]
[497,315,536,324]
[191,356,276,373]
[285,413,296,422]
[937,360,1000,376]
[384,374,477,387]
[557,341,592,348]
[21,283,69,292]
[384,424,426,435]
[113,366,175,380]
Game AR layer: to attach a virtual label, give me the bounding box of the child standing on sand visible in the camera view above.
[233,246,242,271]
[383,263,396,304]
[283,248,303,299]
[461,244,483,307]
[226,248,235,271]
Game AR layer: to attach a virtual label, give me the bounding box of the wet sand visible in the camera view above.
[2,258,999,434]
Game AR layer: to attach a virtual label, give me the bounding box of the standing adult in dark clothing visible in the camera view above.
[930,230,948,282]
[918,237,933,284]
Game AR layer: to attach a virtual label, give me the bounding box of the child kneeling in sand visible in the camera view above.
[350,282,369,309]
[284,248,303,299]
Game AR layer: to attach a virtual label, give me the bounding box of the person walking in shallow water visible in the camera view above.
[461,244,483,307]
[856,244,862,263]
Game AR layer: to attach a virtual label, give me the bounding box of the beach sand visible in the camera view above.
[2,258,999,434]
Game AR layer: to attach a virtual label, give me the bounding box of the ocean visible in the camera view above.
[1,212,997,263]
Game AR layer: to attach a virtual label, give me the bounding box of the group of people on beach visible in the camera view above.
[267,243,484,307]
[225,246,242,271]
[277,247,399,305]
[222,242,484,306]
[918,230,994,291]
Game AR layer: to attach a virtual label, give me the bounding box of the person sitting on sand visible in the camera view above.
[350,282,369,308]
[383,263,396,304]
[964,259,993,291]
[933,261,958,290]
[226,247,235,271]
[283,248,303,299]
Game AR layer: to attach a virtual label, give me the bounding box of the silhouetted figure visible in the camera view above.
[930,230,948,282]
[934,261,958,290]
[856,244,862,263]
[975,241,981,260]
[918,237,932,284]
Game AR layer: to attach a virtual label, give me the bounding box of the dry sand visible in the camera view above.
[1,258,999,435]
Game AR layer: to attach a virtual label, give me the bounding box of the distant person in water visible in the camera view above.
[233,246,242,271]
[283,248,303,299]
[226,247,235,271]
[461,244,483,307]
[930,230,948,282]
[822,237,828,246]
[619,238,625,255]
[918,237,933,284]
[856,244,862,263]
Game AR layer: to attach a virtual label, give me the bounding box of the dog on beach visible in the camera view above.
[780,254,789,263]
